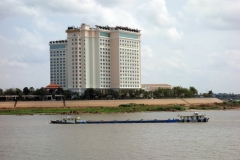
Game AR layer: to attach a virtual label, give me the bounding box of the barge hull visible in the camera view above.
[51,119,180,124]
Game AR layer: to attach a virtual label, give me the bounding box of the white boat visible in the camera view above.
[51,116,81,124]
[178,112,209,122]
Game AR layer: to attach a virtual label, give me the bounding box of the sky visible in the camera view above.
[0,0,239,94]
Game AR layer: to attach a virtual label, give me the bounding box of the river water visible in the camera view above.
[0,111,239,160]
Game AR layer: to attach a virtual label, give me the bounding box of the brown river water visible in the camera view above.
[0,111,240,160]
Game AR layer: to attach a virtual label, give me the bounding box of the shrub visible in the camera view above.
[119,103,141,107]
[119,104,131,107]
[232,100,239,105]
[173,105,185,111]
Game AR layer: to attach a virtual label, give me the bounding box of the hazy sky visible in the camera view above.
[0,0,239,93]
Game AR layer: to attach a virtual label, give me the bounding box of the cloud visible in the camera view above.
[165,28,183,41]
[0,58,28,89]
[137,0,177,28]
[133,0,182,41]
[141,46,188,82]
[0,0,180,38]
[142,45,154,58]
[0,0,40,18]
[15,27,47,51]
[94,0,140,8]
[177,11,187,22]
[34,17,64,32]
[0,26,49,66]
[206,50,240,72]
[0,59,27,68]
[184,0,240,30]
[88,7,139,28]
[0,0,97,19]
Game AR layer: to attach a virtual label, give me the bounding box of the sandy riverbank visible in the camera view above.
[0,98,223,109]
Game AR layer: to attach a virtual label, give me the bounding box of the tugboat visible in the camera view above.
[51,116,82,124]
[178,112,209,122]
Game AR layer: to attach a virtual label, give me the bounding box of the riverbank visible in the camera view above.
[0,98,223,108]
[0,103,239,115]
[1,98,234,115]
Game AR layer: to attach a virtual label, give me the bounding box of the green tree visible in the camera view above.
[203,93,210,97]
[181,88,191,97]
[4,88,16,95]
[172,87,182,97]
[163,88,173,98]
[205,90,213,97]
[113,90,119,99]
[72,92,79,99]
[15,88,22,95]
[0,88,3,95]
[23,87,30,95]
[143,91,149,98]
[52,91,56,99]
[94,89,103,99]
[48,89,54,94]
[15,88,23,100]
[63,90,72,99]
[56,88,63,94]
[34,87,47,100]
[29,87,35,94]
[135,89,145,98]
[84,88,95,99]
[189,86,198,96]
[208,90,213,95]
[153,88,164,98]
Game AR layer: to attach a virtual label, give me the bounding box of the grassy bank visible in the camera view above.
[0,104,186,115]
[0,103,237,115]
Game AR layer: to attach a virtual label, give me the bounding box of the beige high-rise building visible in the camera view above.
[49,23,141,93]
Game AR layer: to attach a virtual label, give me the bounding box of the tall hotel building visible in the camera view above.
[49,23,141,93]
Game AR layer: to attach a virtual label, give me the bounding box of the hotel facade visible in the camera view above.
[49,23,141,93]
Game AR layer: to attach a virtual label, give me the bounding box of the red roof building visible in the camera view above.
[45,83,62,89]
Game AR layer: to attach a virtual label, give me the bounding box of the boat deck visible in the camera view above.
[51,119,180,124]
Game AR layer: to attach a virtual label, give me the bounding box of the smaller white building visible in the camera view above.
[141,84,171,91]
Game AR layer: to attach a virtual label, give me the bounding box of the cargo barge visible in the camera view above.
[50,112,209,124]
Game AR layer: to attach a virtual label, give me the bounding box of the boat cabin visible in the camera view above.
[178,112,209,122]
[61,116,81,123]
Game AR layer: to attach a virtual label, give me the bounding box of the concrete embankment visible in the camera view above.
[0,98,222,109]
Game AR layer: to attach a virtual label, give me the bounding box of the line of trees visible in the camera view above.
[0,86,213,101]
[79,86,199,100]
[0,87,66,100]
